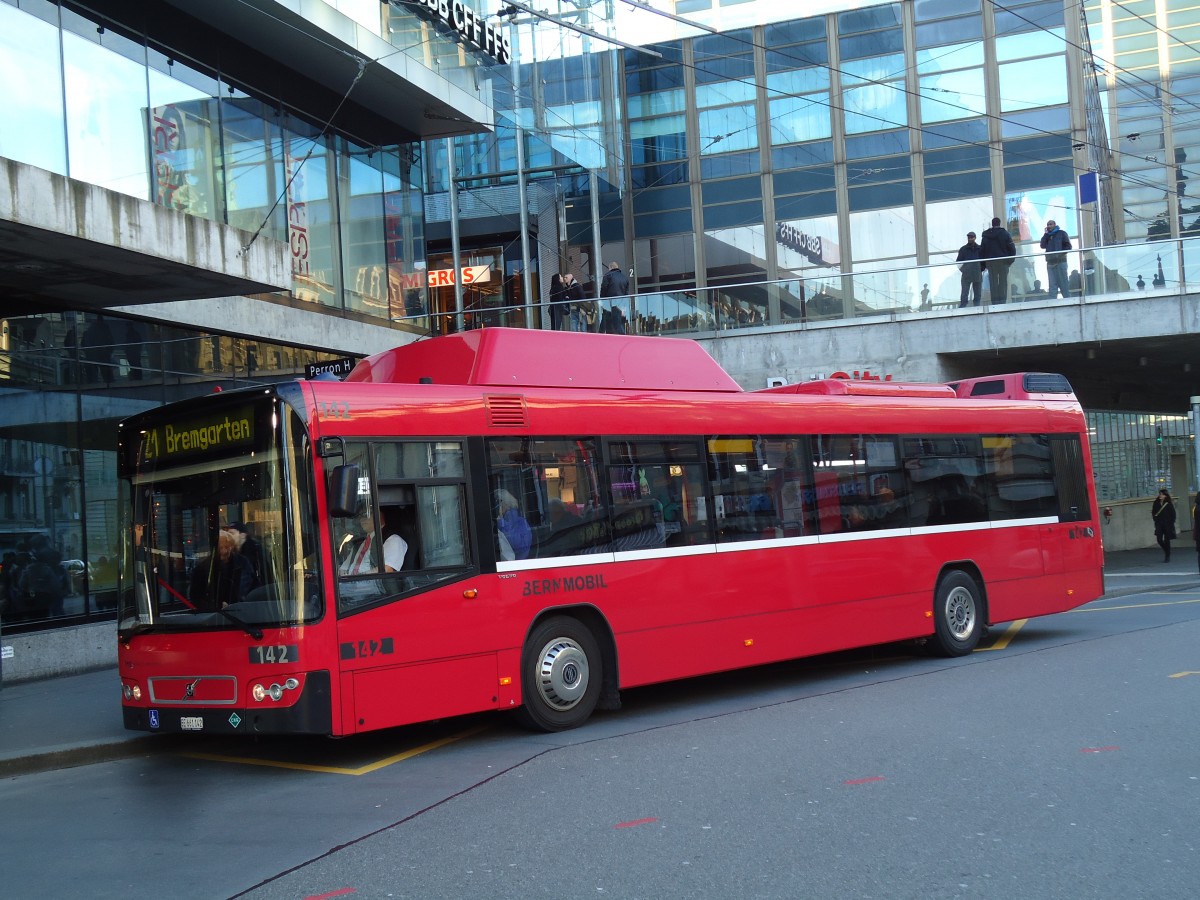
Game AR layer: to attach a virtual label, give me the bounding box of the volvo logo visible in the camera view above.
[183,677,201,700]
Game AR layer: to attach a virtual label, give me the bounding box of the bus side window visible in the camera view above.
[487,437,611,561]
[416,484,470,568]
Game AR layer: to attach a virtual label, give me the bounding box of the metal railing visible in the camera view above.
[395,234,1199,338]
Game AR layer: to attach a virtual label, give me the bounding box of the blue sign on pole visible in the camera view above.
[1079,171,1099,204]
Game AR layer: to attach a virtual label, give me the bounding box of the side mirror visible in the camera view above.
[328,464,361,517]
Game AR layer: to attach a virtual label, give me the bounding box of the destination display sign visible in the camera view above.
[139,405,257,464]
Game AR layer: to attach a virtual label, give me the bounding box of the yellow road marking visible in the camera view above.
[975,618,1028,651]
[179,725,487,775]
[1169,671,1200,678]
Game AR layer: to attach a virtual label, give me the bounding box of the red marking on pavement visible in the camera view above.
[1081,746,1120,753]
[615,817,659,828]
[844,776,886,785]
[305,889,356,900]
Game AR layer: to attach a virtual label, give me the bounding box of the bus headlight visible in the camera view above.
[251,678,300,703]
[122,682,142,701]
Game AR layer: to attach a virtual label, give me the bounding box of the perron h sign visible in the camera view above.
[306,357,356,380]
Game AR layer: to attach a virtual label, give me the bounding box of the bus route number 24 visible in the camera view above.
[249,645,298,664]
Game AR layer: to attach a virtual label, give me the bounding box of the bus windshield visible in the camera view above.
[117,392,320,636]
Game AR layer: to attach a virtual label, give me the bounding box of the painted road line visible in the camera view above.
[976,618,1028,651]
[1072,597,1200,612]
[179,725,487,775]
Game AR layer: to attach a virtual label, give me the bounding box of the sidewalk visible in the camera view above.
[2,548,1197,778]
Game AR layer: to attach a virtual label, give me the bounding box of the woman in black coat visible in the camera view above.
[548,273,566,331]
[1151,488,1177,562]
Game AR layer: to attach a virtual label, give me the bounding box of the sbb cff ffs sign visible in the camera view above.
[409,0,512,65]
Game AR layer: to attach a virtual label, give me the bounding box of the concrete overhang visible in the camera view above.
[0,158,289,317]
[160,0,494,140]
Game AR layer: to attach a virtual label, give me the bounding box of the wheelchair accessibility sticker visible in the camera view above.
[149,709,160,729]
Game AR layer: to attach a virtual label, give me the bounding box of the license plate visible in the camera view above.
[180,716,204,731]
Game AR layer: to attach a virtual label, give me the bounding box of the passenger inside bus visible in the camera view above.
[188,529,251,610]
[378,505,411,572]
[495,489,532,560]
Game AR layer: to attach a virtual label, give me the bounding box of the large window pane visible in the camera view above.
[283,132,337,308]
[339,145,388,318]
[921,69,986,123]
[925,196,996,255]
[148,61,220,219]
[0,3,66,173]
[850,207,916,260]
[999,58,1069,111]
[698,105,758,154]
[62,30,150,198]
[844,83,907,134]
[770,95,832,144]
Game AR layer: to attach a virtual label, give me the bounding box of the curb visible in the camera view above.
[0,736,169,779]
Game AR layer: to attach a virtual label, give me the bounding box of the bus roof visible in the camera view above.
[343,328,744,392]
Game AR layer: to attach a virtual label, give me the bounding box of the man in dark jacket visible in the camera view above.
[956,231,984,307]
[1040,220,1072,299]
[600,261,630,299]
[599,262,631,334]
[979,217,1017,304]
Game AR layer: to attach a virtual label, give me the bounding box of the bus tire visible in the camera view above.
[929,570,983,657]
[517,616,602,732]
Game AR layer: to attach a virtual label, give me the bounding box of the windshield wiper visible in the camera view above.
[217,606,264,640]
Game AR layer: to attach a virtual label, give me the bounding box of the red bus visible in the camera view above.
[117,329,1103,734]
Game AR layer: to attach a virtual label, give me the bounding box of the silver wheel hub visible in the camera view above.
[945,586,976,639]
[534,637,590,710]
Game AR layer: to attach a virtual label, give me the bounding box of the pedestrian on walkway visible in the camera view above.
[563,272,589,332]
[979,217,1016,303]
[548,273,567,330]
[956,231,984,307]
[1040,220,1072,299]
[1151,488,1176,562]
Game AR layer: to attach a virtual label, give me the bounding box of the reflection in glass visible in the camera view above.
[926,197,995,256]
[844,82,907,134]
[149,63,219,219]
[920,69,985,123]
[849,207,916,262]
[999,58,1068,112]
[63,30,150,198]
[0,3,67,173]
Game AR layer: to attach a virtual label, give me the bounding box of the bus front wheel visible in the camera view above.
[517,616,602,732]
[929,571,983,657]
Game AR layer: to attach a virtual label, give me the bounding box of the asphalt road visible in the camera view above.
[3,584,1198,900]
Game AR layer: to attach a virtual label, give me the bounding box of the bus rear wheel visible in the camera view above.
[929,571,983,657]
[517,616,602,732]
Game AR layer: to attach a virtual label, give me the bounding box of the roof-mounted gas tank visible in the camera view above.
[343,328,743,392]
